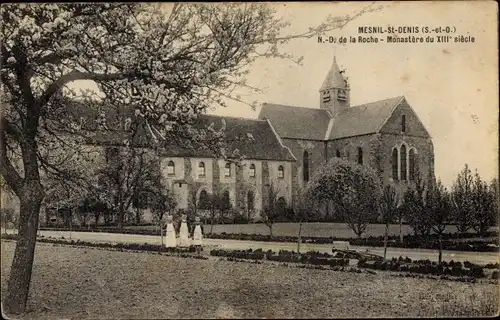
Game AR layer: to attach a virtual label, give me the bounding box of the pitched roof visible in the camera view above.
[258,96,405,141]
[85,113,296,162]
[320,56,348,91]
[328,96,404,139]
[258,103,332,140]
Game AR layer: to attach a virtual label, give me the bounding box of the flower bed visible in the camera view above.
[210,248,265,260]
[209,248,349,267]
[357,256,488,278]
[1,233,202,254]
[36,227,497,252]
[204,232,498,252]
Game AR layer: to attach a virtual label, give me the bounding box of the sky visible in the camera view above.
[208,1,498,187]
[70,2,498,188]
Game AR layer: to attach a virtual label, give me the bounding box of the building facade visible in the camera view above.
[2,56,435,224]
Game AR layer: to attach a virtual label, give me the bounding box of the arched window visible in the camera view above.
[198,162,205,177]
[249,164,256,177]
[247,190,255,211]
[357,147,363,165]
[400,145,407,181]
[392,148,398,181]
[409,149,416,181]
[198,190,209,209]
[336,149,341,158]
[303,151,310,182]
[278,165,284,178]
[167,160,175,175]
[222,190,231,207]
[224,162,231,177]
[277,197,287,213]
[401,115,406,132]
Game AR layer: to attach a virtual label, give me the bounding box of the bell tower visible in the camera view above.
[319,55,350,116]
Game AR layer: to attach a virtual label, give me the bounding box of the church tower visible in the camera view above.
[319,56,350,116]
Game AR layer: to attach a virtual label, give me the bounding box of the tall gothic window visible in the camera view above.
[278,165,284,178]
[198,162,205,177]
[249,164,256,177]
[224,162,231,177]
[392,148,398,181]
[409,149,416,181]
[303,151,310,182]
[167,161,175,175]
[401,115,406,132]
[400,145,407,181]
[357,147,363,165]
[247,190,255,211]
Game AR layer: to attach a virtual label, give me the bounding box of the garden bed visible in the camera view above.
[36,227,499,252]
[208,247,498,280]
[1,233,203,255]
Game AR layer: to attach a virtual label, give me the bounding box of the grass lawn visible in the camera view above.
[1,241,498,319]
[126,222,498,239]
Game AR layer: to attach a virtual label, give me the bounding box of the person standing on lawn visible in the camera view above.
[165,214,177,248]
[178,214,190,247]
[192,216,203,254]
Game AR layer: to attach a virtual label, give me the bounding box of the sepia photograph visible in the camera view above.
[1,2,498,319]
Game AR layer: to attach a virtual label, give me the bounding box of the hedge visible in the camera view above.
[357,256,488,278]
[1,234,203,255]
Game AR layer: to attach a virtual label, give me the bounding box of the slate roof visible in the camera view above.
[259,103,332,140]
[160,115,295,161]
[320,57,349,91]
[83,110,295,161]
[328,96,404,139]
[258,96,405,141]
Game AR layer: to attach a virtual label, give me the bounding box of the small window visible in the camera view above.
[167,161,175,175]
[337,89,347,101]
[198,162,205,177]
[357,147,363,165]
[224,162,231,177]
[336,149,341,158]
[249,164,256,177]
[322,91,331,103]
[278,165,284,178]
[401,115,406,132]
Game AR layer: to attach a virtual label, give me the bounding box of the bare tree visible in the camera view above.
[288,187,316,253]
[471,170,495,236]
[379,183,398,260]
[401,174,432,242]
[427,180,452,264]
[451,164,475,234]
[261,183,286,237]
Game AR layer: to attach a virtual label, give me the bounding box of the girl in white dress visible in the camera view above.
[192,216,203,253]
[178,214,190,247]
[165,215,177,248]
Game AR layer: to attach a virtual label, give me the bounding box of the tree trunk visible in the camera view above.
[269,224,273,238]
[297,221,303,253]
[438,233,443,265]
[210,218,214,234]
[399,218,403,243]
[383,223,389,260]
[4,183,45,315]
